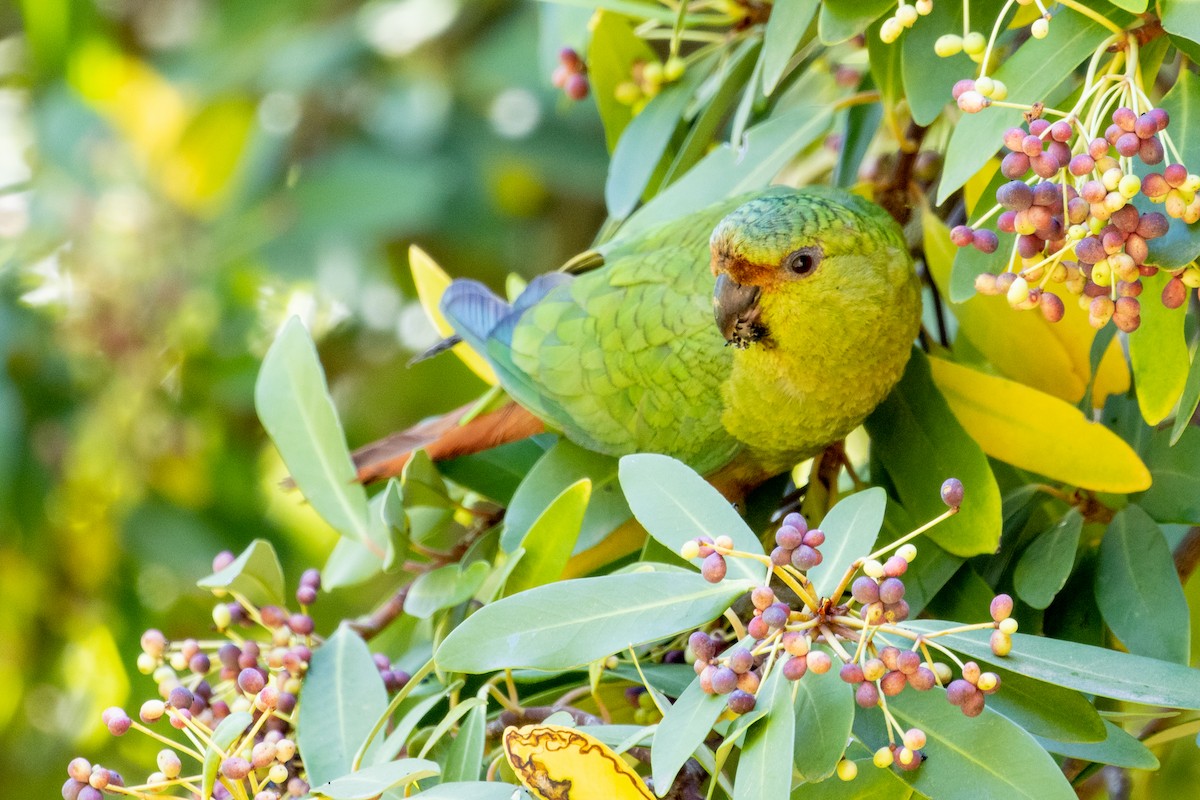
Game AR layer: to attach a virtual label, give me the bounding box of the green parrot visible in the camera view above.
[431,186,921,482]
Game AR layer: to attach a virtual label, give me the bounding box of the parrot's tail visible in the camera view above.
[351,400,546,484]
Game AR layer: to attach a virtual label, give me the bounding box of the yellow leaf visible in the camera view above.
[408,245,498,386]
[929,356,1151,493]
[160,97,255,215]
[504,724,654,800]
[964,158,1001,214]
[922,208,1129,406]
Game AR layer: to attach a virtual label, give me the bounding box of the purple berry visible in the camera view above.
[727,689,757,714]
[879,577,906,604]
[972,229,999,254]
[689,631,716,661]
[775,524,804,549]
[802,528,825,547]
[851,576,880,604]
[711,666,738,694]
[702,552,727,583]
[791,545,821,570]
[762,602,790,629]
[940,477,964,508]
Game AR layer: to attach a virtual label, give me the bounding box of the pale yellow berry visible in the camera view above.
[974,76,995,97]
[990,79,1008,101]
[897,4,919,27]
[268,763,289,784]
[1118,174,1141,198]
[1006,275,1031,307]
[897,543,917,562]
[680,540,701,560]
[837,758,859,781]
[934,34,963,57]
[963,31,987,55]
[1031,18,1050,39]
[664,56,685,82]
[880,17,904,43]
[916,0,933,14]
[863,559,885,579]
[873,746,895,768]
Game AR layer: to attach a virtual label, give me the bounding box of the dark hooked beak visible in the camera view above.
[713,273,763,347]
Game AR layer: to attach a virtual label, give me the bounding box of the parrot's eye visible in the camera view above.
[784,247,822,277]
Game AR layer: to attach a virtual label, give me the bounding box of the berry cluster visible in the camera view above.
[551,48,589,101]
[878,0,933,44]
[614,56,686,113]
[62,555,409,800]
[675,479,1017,778]
[952,103,1193,332]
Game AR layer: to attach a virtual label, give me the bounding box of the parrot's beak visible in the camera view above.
[713,273,765,349]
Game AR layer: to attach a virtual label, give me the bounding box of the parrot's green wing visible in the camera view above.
[441,197,755,474]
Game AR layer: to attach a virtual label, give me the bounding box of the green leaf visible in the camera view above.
[505,479,590,595]
[865,18,902,111]
[1096,504,1190,664]
[196,539,284,607]
[606,58,710,219]
[793,647,855,781]
[807,487,886,599]
[372,681,460,764]
[405,561,490,619]
[202,711,252,799]
[406,784,522,800]
[761,0,819,94]
[588,12,657,152]
[832,88,881,189]
[902,620,1200,708]
[1129,274,1189,425]
[1170,343,1200,445]
[322,536,385,591]
[312,759,440,799]
[982,662,1105,743]
[1137,427,1200,523]
[617,102,833,239]
[817,0,894,44]
[442,699,487,783]
[436,572,754,672]
[297,626,389,786]
[1014,509,1082,610]
[439,438,547,505]
[619,454,766,583]
[1035,720,1159,770]
[791,758,912,798]
[652,673,727,791]
[734,669,794,800]
[938,6,1126,204]
[864,348,1002,556]
[1106,0,1148,11]
[402,450,454,547]
[1161,2,1200,77]
[858,689,1076,799]
[1140,69,1200,268]
[255,317,372,544]
[503,439,629,555]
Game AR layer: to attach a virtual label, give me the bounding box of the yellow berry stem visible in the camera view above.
[772,564,821,611]
[1058,0,1124,35]
[863,506,958,563]
[127,719,204,761]
[962,0,971,39]
[351,657,437,771]
[819,624,856,662]
[917,639,944,685]
[627,646,670,716]
[724,607,749,641]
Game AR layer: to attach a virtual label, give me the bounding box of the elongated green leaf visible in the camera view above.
[1096,504,1190,664]
[405,561,490,620]
[505,479,590,595]
[807,487,886,599]
[1014,509,1082,610]
[865,18,902,111]
[735,670,794,800]
[437,572,754,672]
[983,662,1105,742]
[832,92,881,189]
[377,478,408,570]
[298,626,388,786]
[652,674,727,792]
[1107,0,1148,11]
[1035,720,1159,770]
[313,759,439,799]
[372,682,460,764]
[793,647,855,781]
[859,689,1076,799]
[588,12,657,151]
[617,103,833,239]
[202,712,252,799]
[1129,274,1188,425]
[864,349,1002,556]
[406,783,522,799]
[761,0,819,94]
[321,536,384,591]
[442,700,487,783]
[606,59,710,219]
[503,439,629,555]
[1137,426,1200,523]
[619,454,766,583]
[1162,0,1200,44]
[440,437,547,505]
[1170,343,1200,445]
[197,538,284,607]
[402,450,454,547]
[817,0,894,44]
[902,620,1200,708]
[792,758,912,798]
[938,7,1126,204]
[255,317,372,543]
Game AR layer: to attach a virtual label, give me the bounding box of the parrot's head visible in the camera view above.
[708,188,912,349]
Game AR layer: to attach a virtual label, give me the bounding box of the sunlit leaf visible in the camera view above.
[312,759,440,799]
[297,626,388,786]
[817,0,894,44]
[734,669,794,800]
[436,572,754,673]
[202,712,252,799]
[588,12,657,152]
[405,561,490,619]
[807,487,886,599]
[1014,509,1082,610]
[1128,273,1189,425]
[1035,720,1159,770]
[504,725,653,800]
[761,0,818,94]
[619,453,766,583]
[652,673,726,791]
[505,479,591,594]
[196,538,284,607]
[928,356,1151,492]
[793,646,855,781]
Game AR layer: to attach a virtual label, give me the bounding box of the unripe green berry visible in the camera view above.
[873,746,895,768]
[934,34,963,57]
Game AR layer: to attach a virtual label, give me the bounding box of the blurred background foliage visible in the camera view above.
[0,0,609,793]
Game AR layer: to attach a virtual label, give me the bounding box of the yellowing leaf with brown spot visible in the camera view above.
[929,356,1150,493]
[503,724,653,800]
[409,245,498,386]
[923,208,1129,406]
